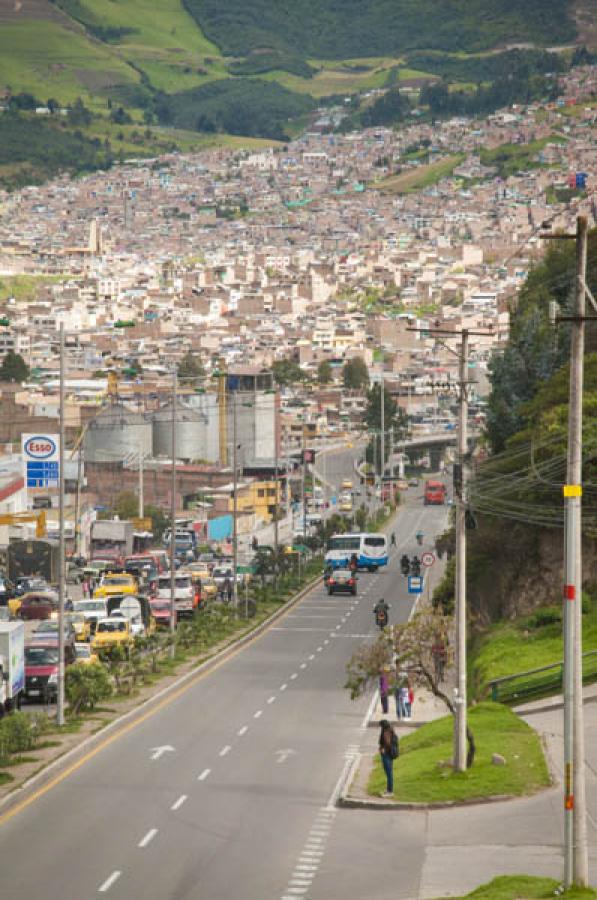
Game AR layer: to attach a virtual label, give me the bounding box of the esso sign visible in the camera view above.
[24,436,57,459]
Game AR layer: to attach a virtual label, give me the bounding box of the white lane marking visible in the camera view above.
[238,725,248,736]
[295,865,319,872]
[138,828,158,848]
[316,646,323,652]
[300,662,307,668]
[300,850,324,857]
[198,768,211,781]
[254,709,263,718]
[361,689,379,729]
[289,880,313,887]
[219,745,231,757]
[290,673,298,680]
[308,654,315,660]
[323,639,329,645]
[280,683,288,691]
[171,794,188,811]
[267,695,276,704]
[98,870,122,893]
[335,624,341,630]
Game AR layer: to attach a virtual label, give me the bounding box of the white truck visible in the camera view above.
[0,621,25,713]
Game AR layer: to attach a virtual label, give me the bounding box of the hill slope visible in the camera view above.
[183,0,578,58]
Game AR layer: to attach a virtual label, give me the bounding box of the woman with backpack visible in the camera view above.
[378,719,398,798]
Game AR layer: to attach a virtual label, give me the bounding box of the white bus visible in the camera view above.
[324,532,388,572]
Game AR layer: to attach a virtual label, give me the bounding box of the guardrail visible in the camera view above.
[488,650,597,704]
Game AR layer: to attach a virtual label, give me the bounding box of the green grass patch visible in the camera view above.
[479,135,568,179]
[442,875,597,900]
[0,772,14,786]
[469,597,597,700]
[367,702,549,803]
[0,274,68,302]
[374,154,465,195]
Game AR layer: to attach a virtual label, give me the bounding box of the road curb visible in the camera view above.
[338,789,518,811]
[0,572,323,820]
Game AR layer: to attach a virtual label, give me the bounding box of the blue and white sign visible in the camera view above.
[22,434,60,489]
[407,575,423,594]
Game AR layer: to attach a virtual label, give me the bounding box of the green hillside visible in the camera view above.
[0,0,585,188]
[183,0,577,58]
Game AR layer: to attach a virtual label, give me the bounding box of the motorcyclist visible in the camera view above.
[400,554,410,575]
[411,555,421,576]
[373,597,389,630]
[349,553,358,573]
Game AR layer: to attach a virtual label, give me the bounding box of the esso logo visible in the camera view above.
[24,436,57,459]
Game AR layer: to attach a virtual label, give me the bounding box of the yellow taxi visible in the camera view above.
[66,611,91,642]
[92,617,133,653]
[200,576,218,601]
[93,573,138,600]
[74,643,99,665]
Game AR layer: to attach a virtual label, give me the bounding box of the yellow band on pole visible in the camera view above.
[563,485,582,497]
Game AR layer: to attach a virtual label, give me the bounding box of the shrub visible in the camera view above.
[65,664,113,715]
[0,712,39,763]
[524,607,562,630]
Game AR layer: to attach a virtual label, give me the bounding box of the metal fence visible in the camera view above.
[488,650,597,704]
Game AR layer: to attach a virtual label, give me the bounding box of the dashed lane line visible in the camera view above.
[138,828,158,848]
[237,725,248,736]
[197,768,211,781]
[219,745,231,757]
[98,871,122,893]
[254,709,263,718]
[171,794,187,811]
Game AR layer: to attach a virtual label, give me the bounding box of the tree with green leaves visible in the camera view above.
[0,351,29,383]
[343,357,369,390]
[271,358,308,386]
[178,351,205,381]
[316,360,332,384]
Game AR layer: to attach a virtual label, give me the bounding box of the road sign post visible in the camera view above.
[407,575,423,594]
[22,434,60,491]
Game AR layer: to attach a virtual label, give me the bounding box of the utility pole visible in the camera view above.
[170,368,177,654]
[380,368,385,481]
[302,427,307,542]
[454,329,469,773]
[57,322,66,727]
[232,392,238,608]
[407,323,492,773]
[138,447,144,519]
[542,217,590,886]
[273,390,279,587]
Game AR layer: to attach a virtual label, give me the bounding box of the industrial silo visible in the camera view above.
[84,403,153,463]
[152,397,217,462]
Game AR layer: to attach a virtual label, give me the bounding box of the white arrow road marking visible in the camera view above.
[149,745,175,761]
[275,748,297,764]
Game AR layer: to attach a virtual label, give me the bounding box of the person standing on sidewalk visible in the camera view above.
[379,719,398,797]
[407,681,415,718]
[379,668,390,715]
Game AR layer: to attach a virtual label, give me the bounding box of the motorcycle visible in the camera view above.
[400,555,410,576]
[374,607,388,630]
[411,557,421,577]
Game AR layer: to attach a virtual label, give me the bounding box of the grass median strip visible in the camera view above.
[368,702,549,803]
[439,875,597,900]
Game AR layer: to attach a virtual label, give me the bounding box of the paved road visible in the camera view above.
[0,496,448,900]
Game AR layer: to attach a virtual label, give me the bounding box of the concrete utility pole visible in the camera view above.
[454,329,469,773]
[138,447,144,519]
[232,393,239,608]
[57,321,66,727]
[542,216,590,887]
[273,391,279,582]
[380,369,385,480]
[170,368,177,652]
[302,428,307,542]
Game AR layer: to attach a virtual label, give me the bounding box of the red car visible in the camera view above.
[149,598,176,630]
[24,638,76,703]
[19,592,58,621]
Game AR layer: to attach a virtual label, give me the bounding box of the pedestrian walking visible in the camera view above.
[407,682,415,718]
[432,633,447,682]
[226,577,233,604]
[82,578,89,599]
[394,666,406,718]
[399,684,410,719]
[379,667,390,715]
[378,719,399,797]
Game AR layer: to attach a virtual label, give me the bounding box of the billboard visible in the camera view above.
[22,434,60,490]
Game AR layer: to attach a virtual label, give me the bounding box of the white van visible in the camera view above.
[156,573,195,618]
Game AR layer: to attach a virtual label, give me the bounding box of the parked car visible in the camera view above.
[66,611,91,642]
[18,592,58,621]
[33,619,76,644]
[92,617,133,653]
[74,643,99,665]
[72,598,108,633]
[325,568,357,596]
[93,573,138,600]
[149,598,175,630]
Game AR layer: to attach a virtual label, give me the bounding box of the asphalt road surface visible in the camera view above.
[0,495,448,900]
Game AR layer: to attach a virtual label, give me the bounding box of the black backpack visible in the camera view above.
[390,732,399,760]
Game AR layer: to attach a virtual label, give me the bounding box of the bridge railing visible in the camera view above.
[488,649,597,704]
